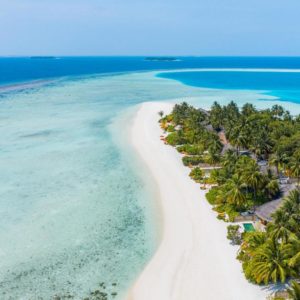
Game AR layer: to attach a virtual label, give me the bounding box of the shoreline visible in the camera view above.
[128,101,269,300]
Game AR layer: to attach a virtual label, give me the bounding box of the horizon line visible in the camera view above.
[2,55,300,58]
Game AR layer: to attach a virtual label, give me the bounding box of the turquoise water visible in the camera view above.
[243,223,255,232]
[0,74,168,299]
[157,70,300,104]
[0,71,237,299]
[2,66,300,299]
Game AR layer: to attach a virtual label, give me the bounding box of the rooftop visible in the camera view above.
[255,199,282,222]
[255,183,296,222]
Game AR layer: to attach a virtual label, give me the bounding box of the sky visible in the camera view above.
[1,0,300,56]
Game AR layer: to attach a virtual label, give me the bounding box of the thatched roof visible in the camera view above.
[255,183,296,222]
[205,124,214,132]
[198,108,209,116]
[255,199,282,222]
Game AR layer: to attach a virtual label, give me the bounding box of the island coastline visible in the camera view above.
[127,101,268,300]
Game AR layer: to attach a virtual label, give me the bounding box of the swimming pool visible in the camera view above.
[243,223,255,232]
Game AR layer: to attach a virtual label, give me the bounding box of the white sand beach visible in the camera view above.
[128,101,268,300]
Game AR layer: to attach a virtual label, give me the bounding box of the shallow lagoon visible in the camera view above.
[0,71,300,299]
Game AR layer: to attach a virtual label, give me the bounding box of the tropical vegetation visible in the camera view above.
[238,189,300,285]
[288,281,300,300]
[227,225,242,245]
[160,101,300,293]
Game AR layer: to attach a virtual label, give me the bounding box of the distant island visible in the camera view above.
[145,57,179,62]
[30,56,57,60]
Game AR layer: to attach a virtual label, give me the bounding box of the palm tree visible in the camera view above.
[208,136,223,153]
[189,167,204,183]
[239,231,267,257]
[225,174,247,209]
[230,129,248,155]
[281,189,300,237]
[269,152,289,177]
[209,101,223,130]
[288,281,300,300]
[268,209,291,243]
[206,151,221,167]
[237,158,263,198]
[289,250,300,270]
[250,131,273,160]
[172,102,189,125]
[284,110,292,121]
[185,110,206,132]
[271,104,285,117]
[243,170,264,200]
[282,189,300,214]
[235,156,257,177]
[286,237,300,268]
[222,149,238,172]
[250,237,292,284]
[263,176,280,199]
[224,101,240,122]
[242,103,256,116]
[289,154,300,185]
[158,110,164,118]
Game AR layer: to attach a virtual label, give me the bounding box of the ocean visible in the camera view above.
[2,56,300,86]
[157,68,300,103]
[1,57,300,299]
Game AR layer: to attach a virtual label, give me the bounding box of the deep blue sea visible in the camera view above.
[1,57,300,299]
[2,56,300,104]
[1,56,300,85]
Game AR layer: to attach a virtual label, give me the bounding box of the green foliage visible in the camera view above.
[165,101,287,212]
[224,207,240,222]
[163,101,300,287]
[242,103,257,117]
[288,281,300,300]
[289,152,300,184]
[182,156,204,166]
[210,154,280,210]
[165,132,178,145]
[166,114,173,122]
[268,189,300,241]
[189,167,204,182]
[205,187,219,205]
[208,169,223,184]
[166,124,175,132]
[209,101,223,130]
[241,237,295,284]
[238,190,300,285]
[204,150,221,166]
[172,102,206,126]
[165,131,185,146]
[224,174,247,209]
[206,100,300,161]
[217,213,226,221]
[176,144,204,155]
[227,225,242,245]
